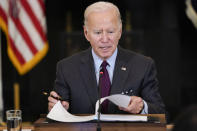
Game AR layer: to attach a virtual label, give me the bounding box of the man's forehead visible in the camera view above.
[87,9,117,19]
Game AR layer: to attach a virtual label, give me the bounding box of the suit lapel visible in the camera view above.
[109,47,131,113]
[79,48,98,109]
[111,47,130,94]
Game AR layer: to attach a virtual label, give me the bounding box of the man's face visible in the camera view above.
[84,9,122,60]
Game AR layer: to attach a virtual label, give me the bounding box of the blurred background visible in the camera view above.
[0,0,197,123]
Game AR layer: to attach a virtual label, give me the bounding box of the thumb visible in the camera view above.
[61,101,69,110]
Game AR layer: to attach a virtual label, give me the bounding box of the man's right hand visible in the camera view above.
[48,91,69,111]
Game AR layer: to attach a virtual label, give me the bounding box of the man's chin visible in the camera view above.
[100,54,112,60]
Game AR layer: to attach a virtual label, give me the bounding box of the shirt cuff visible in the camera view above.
[140,100,148,114]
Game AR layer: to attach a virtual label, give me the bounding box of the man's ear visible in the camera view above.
[83,26,89,41]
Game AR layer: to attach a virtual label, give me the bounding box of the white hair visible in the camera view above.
[84,1,122,27]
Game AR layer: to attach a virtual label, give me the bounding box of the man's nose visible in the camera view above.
[101,32,109,42]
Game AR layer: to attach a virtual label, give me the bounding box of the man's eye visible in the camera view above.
[94,31,101,34]
[108,31,114,34]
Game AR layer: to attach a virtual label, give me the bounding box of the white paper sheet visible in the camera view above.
[100,114,147,121]
[47,101,95,122]
[47,94,147,122]
[95,94,131,116]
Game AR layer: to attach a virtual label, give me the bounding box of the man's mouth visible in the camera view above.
[99,46,111,50]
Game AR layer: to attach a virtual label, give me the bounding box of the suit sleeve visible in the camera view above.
[54,61,70,101]
[141,59,166,114]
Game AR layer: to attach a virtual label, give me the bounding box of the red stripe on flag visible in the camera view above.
[38,0,45,13]
[0,6,8,24]
[20,0,47,42]
[10,16,38,55]
[8,35,26,65]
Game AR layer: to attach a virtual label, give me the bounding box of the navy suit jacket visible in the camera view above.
[54,47,166,114]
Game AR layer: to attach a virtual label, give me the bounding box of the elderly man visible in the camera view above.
[48,1,166,115]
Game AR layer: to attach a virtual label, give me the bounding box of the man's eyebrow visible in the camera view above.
[93,29,102,31]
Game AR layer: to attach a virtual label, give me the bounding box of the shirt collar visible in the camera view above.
[91,47,118,70]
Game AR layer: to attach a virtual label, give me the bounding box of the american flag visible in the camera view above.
[0,0,48,75]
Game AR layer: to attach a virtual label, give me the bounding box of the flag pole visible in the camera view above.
[14,82,20,110]
[0,28,5,125]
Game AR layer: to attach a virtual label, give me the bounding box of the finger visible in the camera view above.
[61,101,69,110]
[139,102,144,109]
[131,96,143,105]
[119,96,136,113]
[128,98,136,110]
[48,95,58,104]
[134,97,143,108]
[133,97,144,113]
[137,106,143,114]
[50,91,60,98]
[119,105,133,113]
[128,96,143,113]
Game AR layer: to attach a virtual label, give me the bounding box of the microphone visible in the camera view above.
[97,68,104,131]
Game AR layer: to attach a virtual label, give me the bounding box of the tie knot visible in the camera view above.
[101,61,108,68]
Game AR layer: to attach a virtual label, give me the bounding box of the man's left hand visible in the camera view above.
[119,96,144,114]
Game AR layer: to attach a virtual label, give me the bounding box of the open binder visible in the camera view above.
[47,94,148,122]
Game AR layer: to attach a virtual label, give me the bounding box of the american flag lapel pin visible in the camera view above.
[121,66,126,71]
